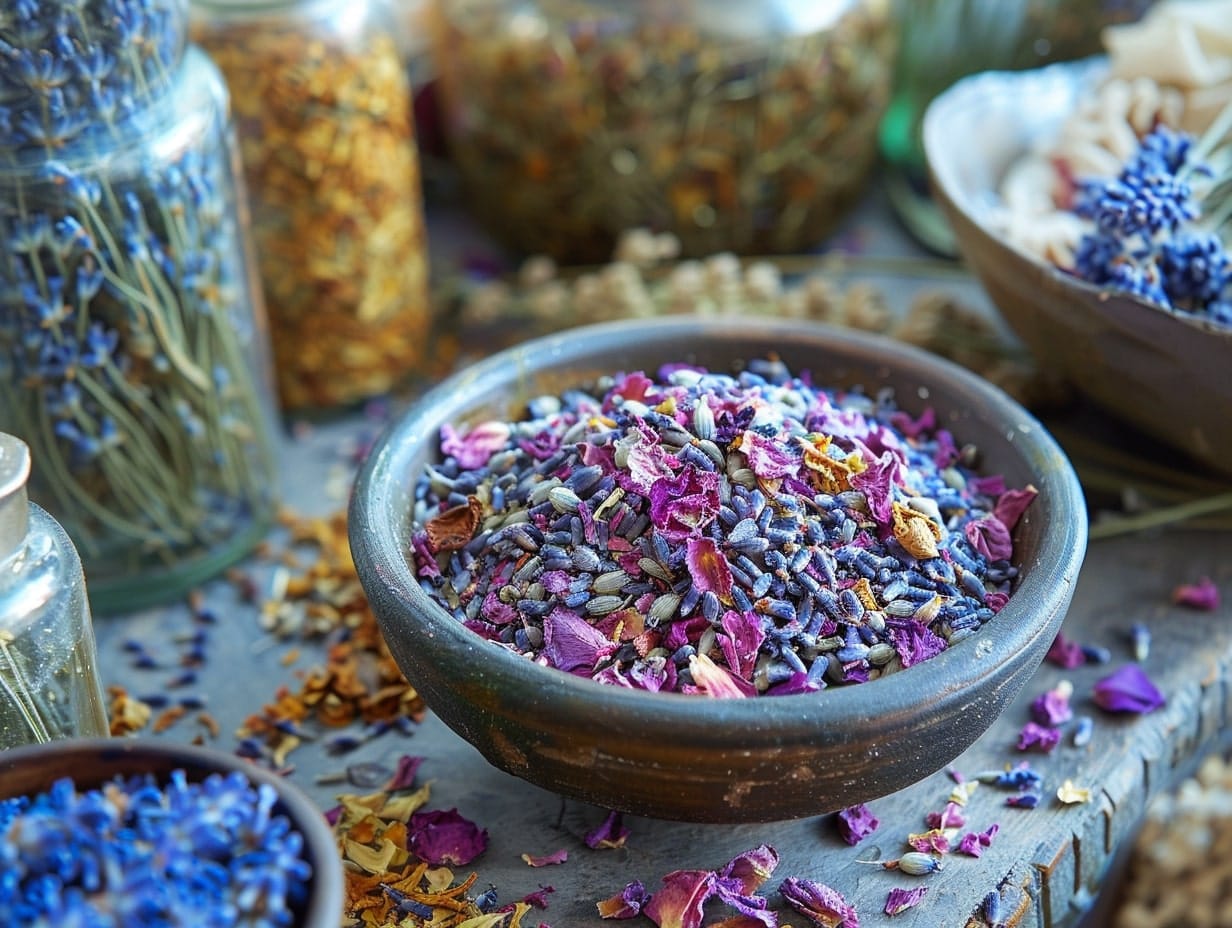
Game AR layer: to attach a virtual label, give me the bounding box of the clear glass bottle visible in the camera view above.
[0,434,109,749]
[190,0,433,411]
[0,8,280,613]
[429,0,897,263]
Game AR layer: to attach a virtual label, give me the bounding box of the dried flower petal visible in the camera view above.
[719,845,780,896]
[1172,576,1220,611]
[739,429,800,480]
[1092,664,1166,714]
[648,466,722,540]
[585,810,630,849]
[1057,780,1092,804]
[956,824,999,857]
[835,804,880,846]
[906,829,950,854]
[1030,680,1074,727]
[386,755,425,792]
[1017,721,1061,753]
[686,537,733,598]
[884,886,928,916]
[778,877,860,928]
[643,869,716,928]
[925,802,966,830]
[891,501,939,559]
[522,849,569,867]
[993,485,1037,531]
[686,653,756,698]
[964,515,1012,561]
[598,880,649,919]
[850,447,899,526]
[1045,632,1085,669]
[542,608,619,672]
[407,808,488,866]
[424,497,484,553]
[440,421,511,469]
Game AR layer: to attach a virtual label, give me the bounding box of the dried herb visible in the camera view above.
[431,1,895,262]
[411,357,1035,695]
[193,5,431,410]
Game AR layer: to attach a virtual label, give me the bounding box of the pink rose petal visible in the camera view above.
[643,869,716,928]
[1092,664,1165,714]
[407,808,488,866]
[1173,576,1220,611]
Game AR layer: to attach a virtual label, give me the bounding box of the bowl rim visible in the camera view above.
[922,55,1232,340]
[349,315,1087,738]
[0,737,344,927]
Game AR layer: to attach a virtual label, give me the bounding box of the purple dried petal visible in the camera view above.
[984,590,1009,613]
[888,406,936,439]
[648,466,722,540]
[1030,687,1073,728]
[969,473,1007,497]
[849,445,899,526]
[521,885,554,908]
[407,808,489,866]
[386,755,425,792]
[542,608,618,672]
[778,877,860,928]
[585,810,630,849]
[598,880,649,919]
[835,804,880,846]
[764,672,824,696]
[440,421,510,469]
[712,881,778,927]
[719,844,780,895]
[884,887,927,916]
[1092,664,1166,714]
[932,429,958,468]
[739,429,800,480]
[964,516,1013,561]
[1016,721,1061,753]
[1173,576,1220,611]
[643,869,716,928]
[719,610,765,681]
[956,824,999,857]
[687,537,733,598]
[611,370,656,404]
[1045,632,1085,669]
[888,619,947,669]
[925,802,965,830]
[993,486,1037,531]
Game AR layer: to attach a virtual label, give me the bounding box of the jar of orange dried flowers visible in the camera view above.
[190,0,432,411]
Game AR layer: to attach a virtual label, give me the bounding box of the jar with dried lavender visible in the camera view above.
[190,0,432,411]
[429,0,897,263]
[0,0,280,613]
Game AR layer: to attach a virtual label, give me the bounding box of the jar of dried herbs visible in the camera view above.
[190,0,432,411]
[429,0,897,263]
[0,1,280,613]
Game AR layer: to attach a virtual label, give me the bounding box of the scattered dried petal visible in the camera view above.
[522,849,569,867]
[1172,576,1220,611]
[1057,780,1092,804]
[884,886,927,916]
[1092,664,1166,714]
[835,804,880,846]
[407,808,489,867]
[779,876,860,927]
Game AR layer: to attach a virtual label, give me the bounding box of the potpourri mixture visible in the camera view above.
[410,358,1036,696]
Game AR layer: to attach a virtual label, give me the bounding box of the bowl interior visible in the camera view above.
[0,738,344,928]
[351,316,1087,821]
[924,60,1232,471]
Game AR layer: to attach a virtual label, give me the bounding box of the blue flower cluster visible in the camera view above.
[0,0,185,153]
[1071,125,1231,325]
[0,770,312,927]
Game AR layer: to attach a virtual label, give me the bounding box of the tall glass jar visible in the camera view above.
[430,0,897,263]
[0,7,280,614]
[0,434,109,749]
[190,0,433,412]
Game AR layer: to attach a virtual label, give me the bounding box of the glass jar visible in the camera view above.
[429,0,897,263]
[190,0,433,411]
[0,43,281,614]
[0,434,109,749]
[1,0,189,155]
[879,0,1156,254]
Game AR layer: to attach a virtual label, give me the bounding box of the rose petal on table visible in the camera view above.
[1092,664,1166,714]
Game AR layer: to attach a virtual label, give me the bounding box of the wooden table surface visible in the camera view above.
[90,197,1232,928]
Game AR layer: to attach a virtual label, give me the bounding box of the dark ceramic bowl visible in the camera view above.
[925,59,1232,476]
[349,316,1087,823]
[0,738,344,928]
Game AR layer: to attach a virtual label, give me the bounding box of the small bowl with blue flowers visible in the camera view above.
[925,53,1232,476]
[350,315,1087,823]
[0,737,345,927]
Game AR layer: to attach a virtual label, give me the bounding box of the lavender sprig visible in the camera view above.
[1069,107,1232,326]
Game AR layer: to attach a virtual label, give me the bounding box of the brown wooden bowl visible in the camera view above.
[349,316,1087,823]
[925,59,1232,476]
[0,738,344,928]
